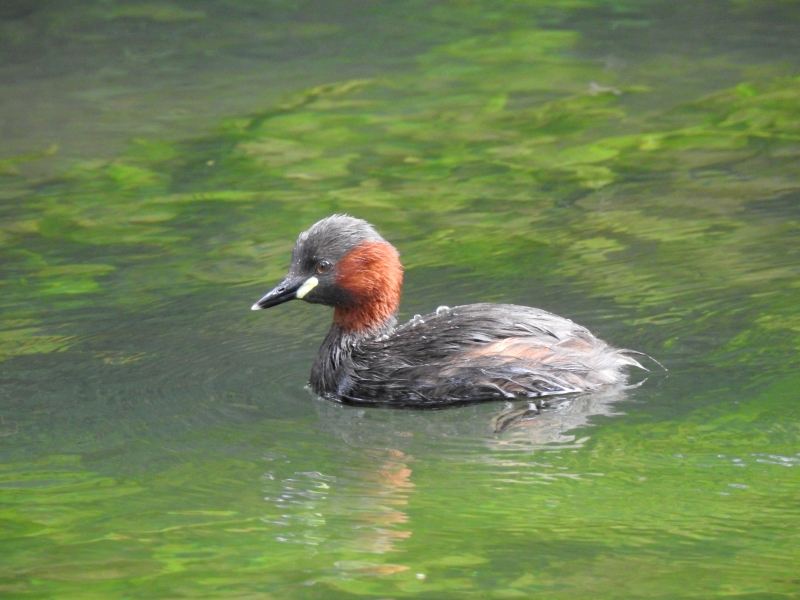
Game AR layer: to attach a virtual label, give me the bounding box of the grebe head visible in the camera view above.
[251,215,404,334]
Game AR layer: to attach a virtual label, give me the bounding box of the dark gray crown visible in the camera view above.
[292,214,386,267]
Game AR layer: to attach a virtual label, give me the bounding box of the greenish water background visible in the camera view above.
[1,1,799,597]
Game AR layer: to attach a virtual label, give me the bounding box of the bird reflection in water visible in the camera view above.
[344,448,414,556]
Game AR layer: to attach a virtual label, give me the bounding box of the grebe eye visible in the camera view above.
[315,260,332,274]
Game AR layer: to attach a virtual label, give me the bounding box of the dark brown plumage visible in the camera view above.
[252,215,647,407]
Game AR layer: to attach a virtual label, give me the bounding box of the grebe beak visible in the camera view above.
[251,276,315,310]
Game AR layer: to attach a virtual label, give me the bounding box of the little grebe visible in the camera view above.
[252,215,648,407]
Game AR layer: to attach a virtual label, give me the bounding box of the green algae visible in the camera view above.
[3,13,800,364]
[1,374,797,598]
[0,145,58,177]
[1,1,800,597]
[102,4,207,22]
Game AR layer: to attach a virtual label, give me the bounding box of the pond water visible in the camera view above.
[2,1,800,597]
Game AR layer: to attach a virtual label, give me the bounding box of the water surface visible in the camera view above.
[2,1,800,597]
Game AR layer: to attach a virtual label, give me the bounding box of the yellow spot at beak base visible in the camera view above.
[296,276,319,299]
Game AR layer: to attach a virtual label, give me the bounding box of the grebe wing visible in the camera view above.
[340,304,643,406]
